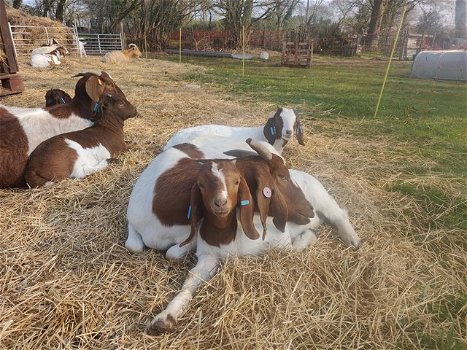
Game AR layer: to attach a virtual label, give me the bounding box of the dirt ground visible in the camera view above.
[0,56,465,349]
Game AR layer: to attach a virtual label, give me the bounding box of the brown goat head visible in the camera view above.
[236,139,314,237]
[181,160,259,248]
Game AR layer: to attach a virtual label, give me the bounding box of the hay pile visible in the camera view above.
[6,8,73,49]
[0,56,465,349]
[6,7,64,27]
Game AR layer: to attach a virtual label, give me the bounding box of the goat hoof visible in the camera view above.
[146,314,176,335]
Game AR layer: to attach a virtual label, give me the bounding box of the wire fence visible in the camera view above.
[9,24,123,57]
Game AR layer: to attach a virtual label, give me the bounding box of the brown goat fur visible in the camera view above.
[25,93,137,188]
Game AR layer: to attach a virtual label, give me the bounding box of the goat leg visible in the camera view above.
[146,254,219,335]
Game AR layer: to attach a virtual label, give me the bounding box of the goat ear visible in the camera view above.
[179,183,203,247]
[238,177,260,240]
[263,117,277,145]
[294,117,305,146]
[223,149,256,158]
[269,188,288,232]
[85,75,105,102]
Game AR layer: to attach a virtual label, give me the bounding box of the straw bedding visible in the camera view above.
[0,56,465,349]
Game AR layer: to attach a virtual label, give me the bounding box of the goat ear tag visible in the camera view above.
[263,187,272,198]
[240,200,250,206]
[187,205,192,220]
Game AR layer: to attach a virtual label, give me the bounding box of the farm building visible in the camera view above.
[411,50,467,81]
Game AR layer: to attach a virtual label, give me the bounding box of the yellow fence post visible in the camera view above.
[242,25,245,76]
[179,27,182,64]
[374,5,407,118]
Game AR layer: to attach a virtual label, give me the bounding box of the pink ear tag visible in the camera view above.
[263,187,272,198]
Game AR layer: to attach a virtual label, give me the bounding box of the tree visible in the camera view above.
[455,0,466,38]
[55,0,66,22]
[13,0,22,8]
[416,9,443,36]
[213,0,254,47]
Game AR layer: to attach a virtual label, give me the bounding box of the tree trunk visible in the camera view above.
[42,0,51,17]
[365,0,387,51]
[55,0,66,22]
[455,0,467,39]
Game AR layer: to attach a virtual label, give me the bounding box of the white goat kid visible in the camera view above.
[163,107,305,154]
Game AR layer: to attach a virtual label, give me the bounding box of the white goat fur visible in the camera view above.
[0,105,93,155]
[77,40,87,57]
[126,140,360,333]
[163,108,300,154]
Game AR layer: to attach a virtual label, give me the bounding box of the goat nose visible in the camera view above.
[214,198,227,208]
[285,130,292,136]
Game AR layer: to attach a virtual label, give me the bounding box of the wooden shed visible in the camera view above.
[0,0,24,96]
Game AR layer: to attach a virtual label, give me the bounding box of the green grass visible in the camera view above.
[166,55,466,174]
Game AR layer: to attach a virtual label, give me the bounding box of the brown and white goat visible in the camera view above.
[30,46,69,68]
[0,71,125,188]
[164,107,305,154]
[102,43,142,63]
[45,89,72,107]
[25,92,137,187]
[126,139,316,334]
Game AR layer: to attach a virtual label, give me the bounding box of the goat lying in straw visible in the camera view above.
[102,43,142,63]
[126,139,360,334]
[25,91,137,187]
[192,135,362,249]
[0,71,123,188]
[164,107,305,154]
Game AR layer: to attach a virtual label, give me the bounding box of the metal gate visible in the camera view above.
[9,24,123,57]
[77,33,123,55]
[9,24,81,56]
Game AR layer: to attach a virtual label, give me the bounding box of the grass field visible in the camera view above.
[0,54,465,349]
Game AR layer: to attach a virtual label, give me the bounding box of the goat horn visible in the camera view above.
[128,43,137,49]
[246,138,272,161]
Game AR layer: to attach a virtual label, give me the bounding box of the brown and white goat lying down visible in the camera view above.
[164,107,305,154]
[0,71,125,188]
[25,91,137,187]
[126,139,361,334]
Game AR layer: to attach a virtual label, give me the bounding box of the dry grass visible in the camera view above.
[0,56,465,349]
[6,7,73,47]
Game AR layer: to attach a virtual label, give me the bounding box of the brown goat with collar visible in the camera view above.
[126,139,315,334]
[25,91,137,187]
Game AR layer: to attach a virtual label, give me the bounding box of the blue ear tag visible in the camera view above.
[270,126,275,136]
[240,200,250,206]
[93,102,101,113]
[187,205,192,220]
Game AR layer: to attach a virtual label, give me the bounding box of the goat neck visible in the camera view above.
[200,209,238,247]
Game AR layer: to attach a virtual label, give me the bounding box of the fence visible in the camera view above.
[9,24,123,57]
[9,24,81,56]
[77,33,123,55]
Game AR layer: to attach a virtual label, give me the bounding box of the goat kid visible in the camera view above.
[25,92,137,187]
[0,71,125,188]
[30,46,69,68]
[45,89,72,107]
[190,135,361,249]
[163,107,305,154]
[126,139,316,333]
